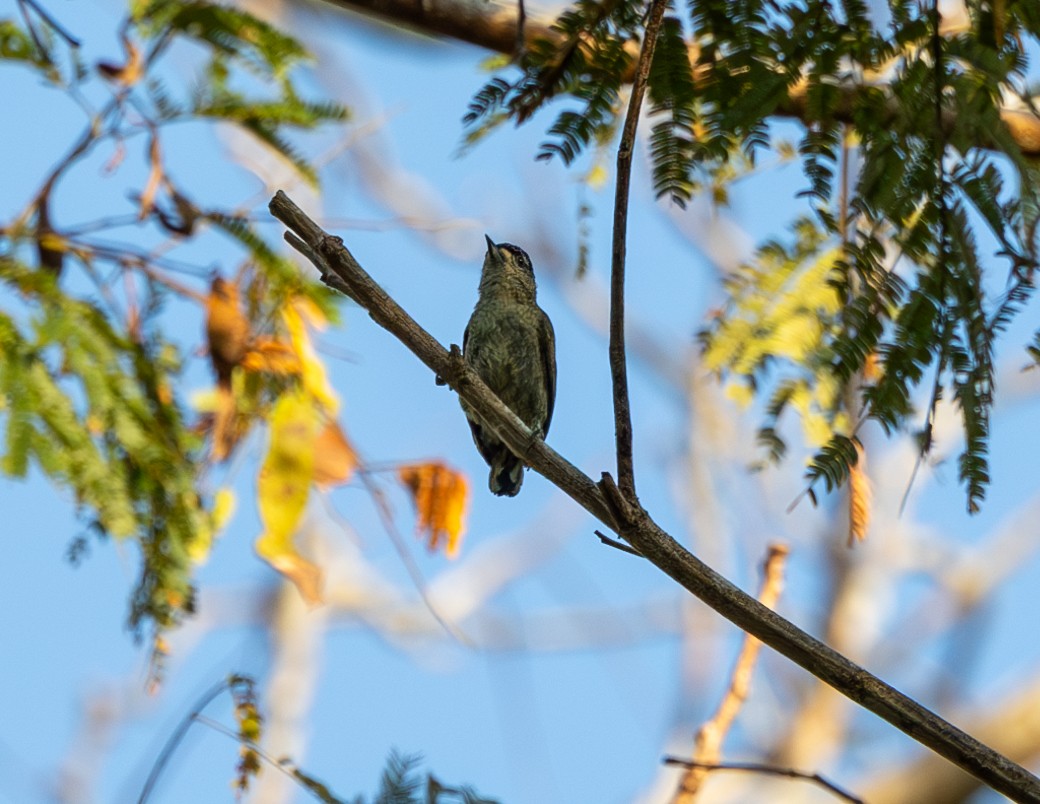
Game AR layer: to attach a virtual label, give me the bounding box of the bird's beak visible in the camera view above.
[484,234,500,260]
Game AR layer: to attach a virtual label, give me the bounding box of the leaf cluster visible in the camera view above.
[463,0,641,160]
[0,259,209,635]
[468,0,1040,510]
[0,1,349,645]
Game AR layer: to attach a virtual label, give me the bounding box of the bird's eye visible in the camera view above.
[500,244,532,272]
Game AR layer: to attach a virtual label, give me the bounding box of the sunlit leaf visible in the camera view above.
[398,462,469,558]
[255,390,322,604]
[312,420,356,489]
[282,297,338,414]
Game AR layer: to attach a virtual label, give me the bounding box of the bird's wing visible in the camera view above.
[539,311,557,438]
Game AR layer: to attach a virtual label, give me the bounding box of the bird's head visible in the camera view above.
[481,235,537,299]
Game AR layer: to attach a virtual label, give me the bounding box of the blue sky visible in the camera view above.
[3,1,1040,802]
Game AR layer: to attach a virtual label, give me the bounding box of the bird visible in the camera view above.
[461,236,556,496]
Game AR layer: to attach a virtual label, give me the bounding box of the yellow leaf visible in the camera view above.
[186,488,236,564]
[255,391,323,604]
[186,523,213,564]
[724,381,755,408]
[585,164,608,191]
[283,300,338,414]
[398,462,469,558]
[190,387,222,413]
[213,487,237,531]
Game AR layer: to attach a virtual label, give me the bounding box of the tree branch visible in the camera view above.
[269,189,1040,802]
[320,0,1040,158]
[608,0,666,502]
[673,544,789,802]
[663,757,863,804]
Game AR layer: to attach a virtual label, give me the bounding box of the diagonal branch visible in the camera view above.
[609,0,667,501]
[270,189,1040,802]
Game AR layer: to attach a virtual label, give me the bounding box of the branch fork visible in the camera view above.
[269,189,1040,801]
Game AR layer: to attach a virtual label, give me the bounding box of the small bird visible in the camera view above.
[461,236,556,496]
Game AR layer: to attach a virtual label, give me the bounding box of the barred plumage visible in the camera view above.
[461,236,556,496]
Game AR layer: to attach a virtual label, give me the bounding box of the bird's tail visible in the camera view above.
[489,453,524,497]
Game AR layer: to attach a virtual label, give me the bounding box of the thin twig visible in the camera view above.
[609,0,667,502]
[356,466,473,646]
[18,0,81,47]
[269,189,1040,801]
[192,716,344,803]
[663,757,863,804]
[137,678,233,803]
[594,529,643,556]
[515,0,526,58]
[673,544,789,802]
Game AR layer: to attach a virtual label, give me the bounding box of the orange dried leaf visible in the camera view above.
[313,421,357,489]
[240,337,302,376]
[255,391,323,604]
[848,444,871,546]
[398,461,470,558]
[862,351,881,383]
[96,34,143,85]
[205,276,251,389]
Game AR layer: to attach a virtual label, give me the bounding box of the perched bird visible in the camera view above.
[461,236,556,496]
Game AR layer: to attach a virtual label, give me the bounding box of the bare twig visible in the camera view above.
[18,0,81,47]
[269,189,1040,801]
[355,466,472,645]
[663,757,863,804]
[192,716,343,803]
[594,529,643,556]
[609,0,667,502]
[137,678,234,803]
[673,544,789,802]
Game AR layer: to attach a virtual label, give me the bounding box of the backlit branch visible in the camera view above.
[320,0,1040,157]
[269,189,1040,801]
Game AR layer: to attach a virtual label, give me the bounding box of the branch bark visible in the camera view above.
[320,0,1040,158]
[609,0,667,501]
[270,189,1040,802]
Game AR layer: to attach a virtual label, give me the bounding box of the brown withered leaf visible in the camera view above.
[154,188,202,236]
[313,421,356,489]
[240,337,302,376]
[205,276,250,389]
[862,350,881,383]
[848,443,871,546]
[96,32,142,86]
[205,276,251,461]
[398,462,469,558]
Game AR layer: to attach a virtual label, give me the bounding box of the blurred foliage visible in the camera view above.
[0,0,350,649]
[0,0,484,662]
[466,0,1040,512]
[142,675,500,802]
